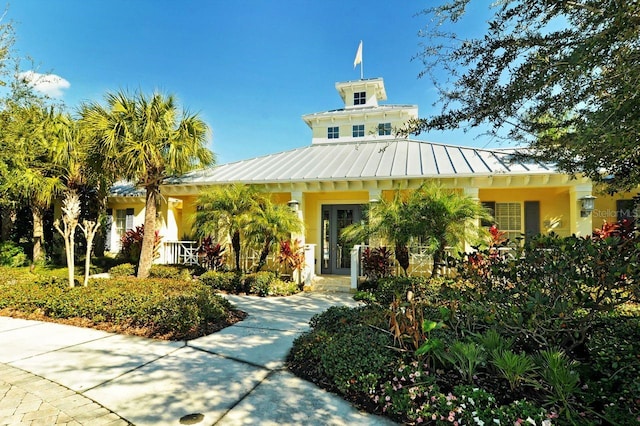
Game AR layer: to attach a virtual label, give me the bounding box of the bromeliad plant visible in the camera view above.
[120,224,162,263]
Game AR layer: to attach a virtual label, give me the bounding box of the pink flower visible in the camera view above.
[385,396,391,402]
[417,418,423,423]
[448,414,455,422]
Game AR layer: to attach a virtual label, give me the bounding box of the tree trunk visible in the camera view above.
[32,206,45,263]
[81,220,99,287]
[256,237,273,272]
[232,231,241,271]
[137,187,158,278]
[395,243,409,275]
[431,240,447,278]
[1,206,15,242]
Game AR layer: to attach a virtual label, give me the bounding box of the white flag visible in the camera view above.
[353,40,363,68]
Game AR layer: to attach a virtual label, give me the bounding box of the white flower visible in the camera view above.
[541,421,552,426]
[474,416,485,426]
[526,418,536,425]
[493,420,501,425]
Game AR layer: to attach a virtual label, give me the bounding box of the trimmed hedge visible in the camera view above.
[0,273,234,340]
[199,270,299,296]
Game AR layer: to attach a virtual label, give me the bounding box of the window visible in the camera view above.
[494,202,522,242]
[378,122,391,136]
[352,124,364,138]
[616,199,635,222]
[328,126,339,139]
[354,91,366,105]
[115,208,134,237]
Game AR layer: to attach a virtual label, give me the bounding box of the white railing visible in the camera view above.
[163,240,199,265]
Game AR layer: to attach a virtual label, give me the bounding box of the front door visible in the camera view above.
[321,205,362,275]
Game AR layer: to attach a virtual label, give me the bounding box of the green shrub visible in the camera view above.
[289,305,393,395]
[320,325,395,395]
[0,276,234,340]
[244,271,275,296]
[266,277,299,296]
[0,242,28,267]
[108,263,136,277]
[199,270,242,292]
[149,264,193,280]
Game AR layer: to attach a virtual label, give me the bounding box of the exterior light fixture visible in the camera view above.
[579,195,597,217]
[287,199,300,211]
[369,198,380,204]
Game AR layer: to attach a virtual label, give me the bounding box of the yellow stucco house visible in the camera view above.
[106,77,639,286]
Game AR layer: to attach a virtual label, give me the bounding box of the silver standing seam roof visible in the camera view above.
[168,139,553,186]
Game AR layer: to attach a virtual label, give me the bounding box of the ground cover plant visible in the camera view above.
[0,266,244,340]
[287,232,640,425]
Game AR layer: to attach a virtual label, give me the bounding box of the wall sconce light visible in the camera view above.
[287,199,300,211]
[369,198,380,204]
[579,195,597,217]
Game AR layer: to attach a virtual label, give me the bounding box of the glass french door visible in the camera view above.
[321,205,362,275]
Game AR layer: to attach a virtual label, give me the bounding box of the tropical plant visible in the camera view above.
[361,246,393,282]
[119,225,161,263]
[410,183,490,276]
[193,184,259,271]
[1,103,67,262]
[448,341,486,384]
[535,349,580,419]
[198,236,226,271]
[245,198,303,271]
[491,349,536,392]
[80,90,214,278]
[53,191,81,287]
[277,239,305,285]
[343,184,488,276]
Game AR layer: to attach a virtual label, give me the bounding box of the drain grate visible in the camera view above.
[179,413,204,424]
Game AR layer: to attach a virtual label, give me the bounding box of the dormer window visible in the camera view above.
[378,123,391,136]
[354,92,366,105]
[352,124,365,137]
[328,126,339,139]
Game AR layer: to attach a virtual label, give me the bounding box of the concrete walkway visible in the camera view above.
[0,292,395,425]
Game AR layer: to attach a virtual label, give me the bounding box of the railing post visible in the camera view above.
[350,245,360,290]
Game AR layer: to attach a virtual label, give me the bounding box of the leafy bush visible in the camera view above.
[199,270,242,292]
[0,276,234,340]
[288,305,394,396]
[244,271,276,296]
[149,264,193,280]
[0,241,28,267]
[456,233,640,353]
[108,262,136,278]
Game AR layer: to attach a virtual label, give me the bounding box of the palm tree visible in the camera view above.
[411,183,490,276]
[342,190,420,275]
[342,183,489,276]
[193,184,259,271]
[81,91,214,278]
[1,103,67,262]
[245,199,303,271]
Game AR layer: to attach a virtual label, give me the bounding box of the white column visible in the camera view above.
[570,184,594,237]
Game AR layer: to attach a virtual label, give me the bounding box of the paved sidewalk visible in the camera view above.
[0,292,395,425]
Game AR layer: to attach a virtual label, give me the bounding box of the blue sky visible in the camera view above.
[8,1,501,164]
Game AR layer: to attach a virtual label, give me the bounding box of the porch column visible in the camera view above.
[569,184,594,237]
[290,191,305,244]
[463,187,480,252]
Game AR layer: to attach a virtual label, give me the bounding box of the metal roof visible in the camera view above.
[168,139,554,186]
